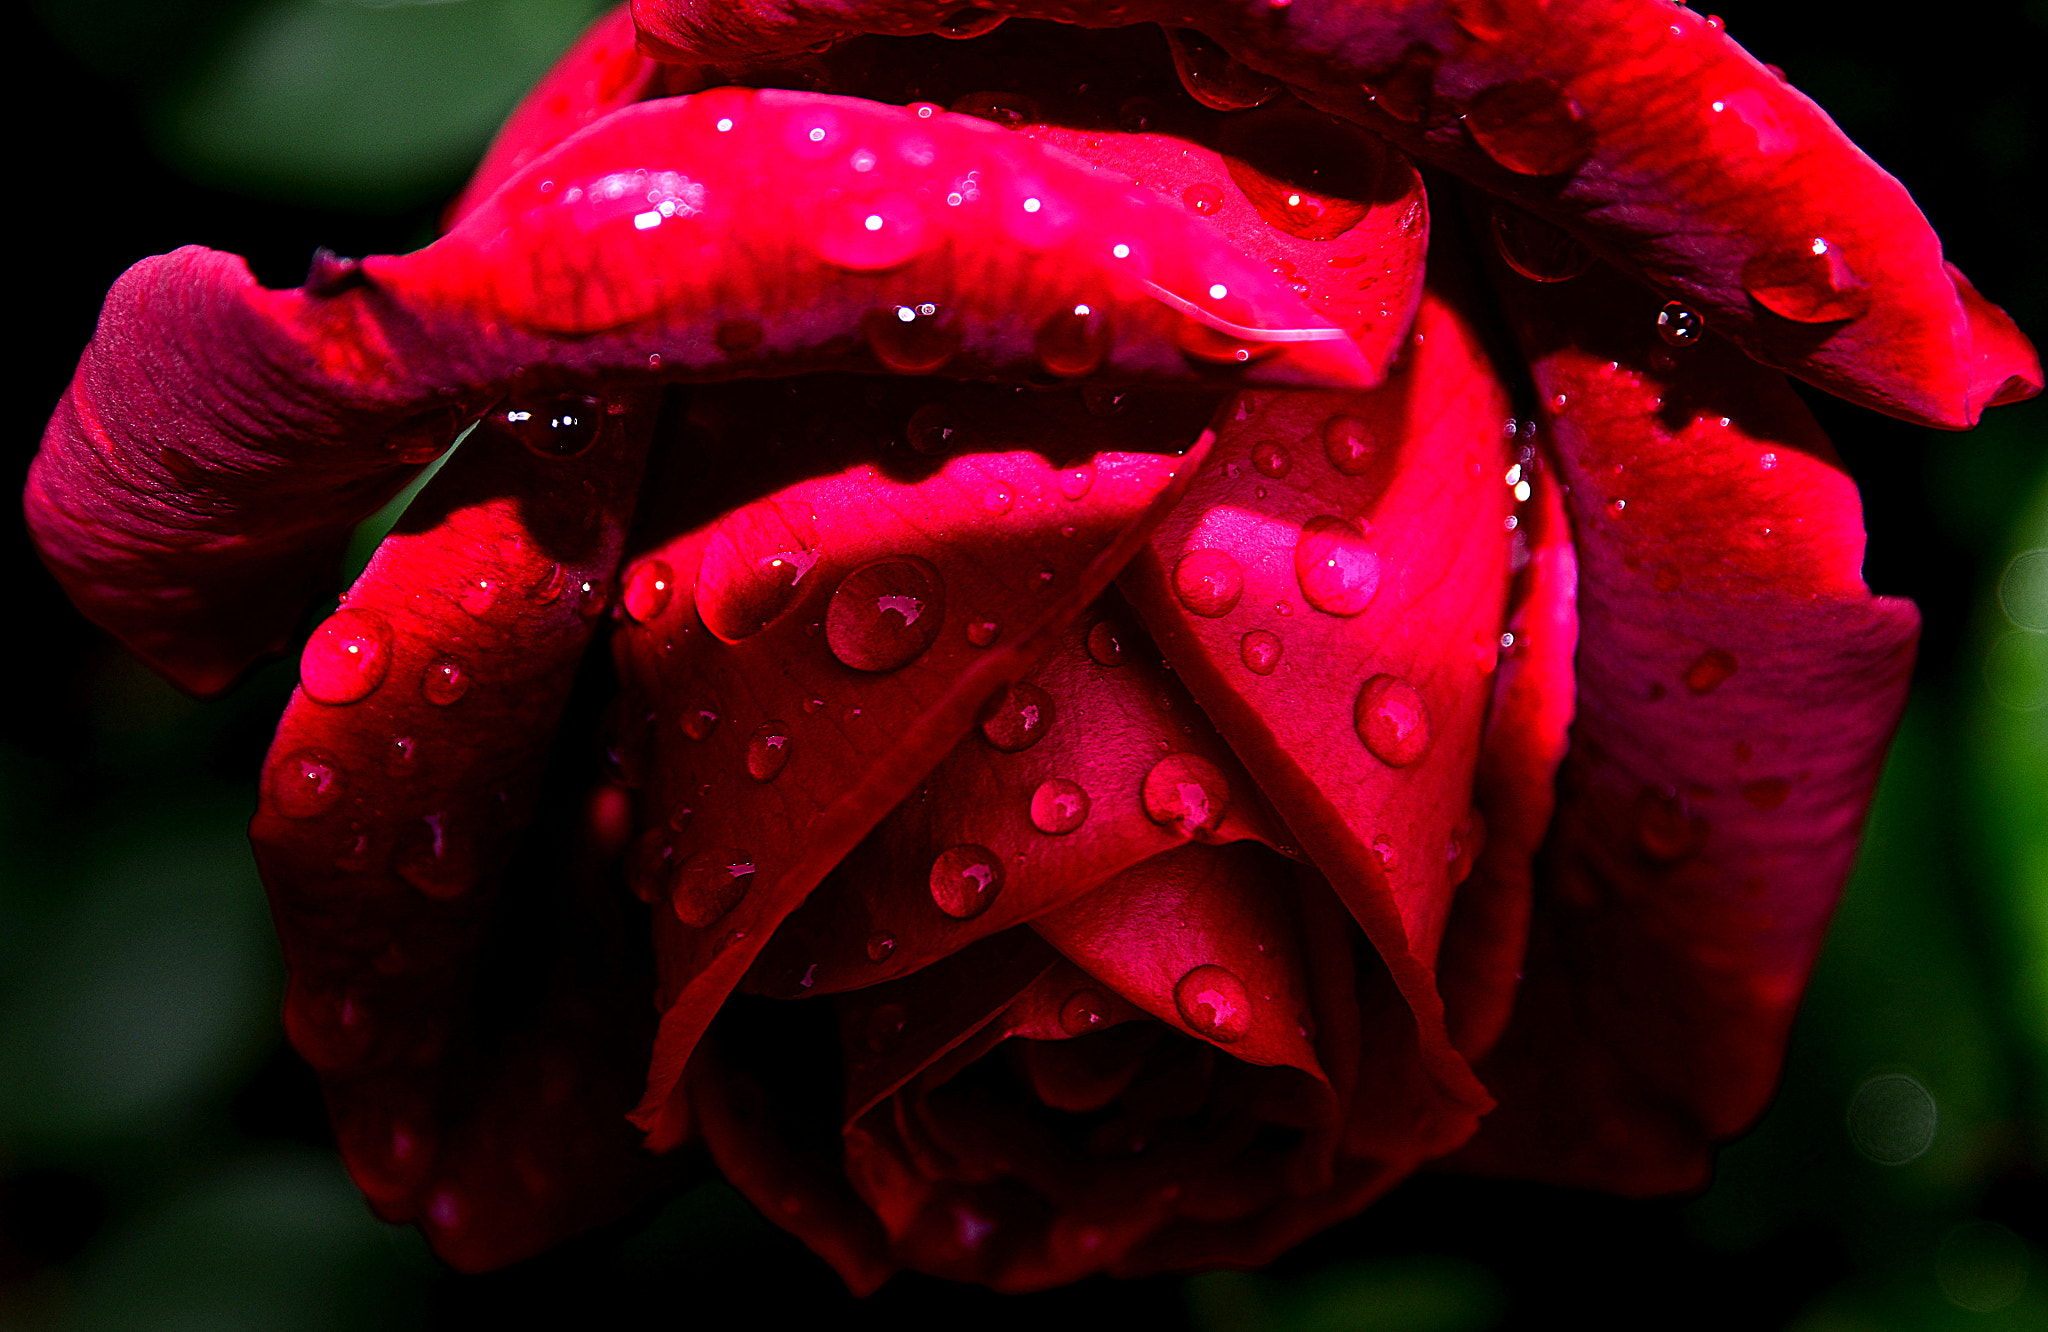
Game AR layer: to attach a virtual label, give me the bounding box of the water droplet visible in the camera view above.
[1490,201,1595,282]
[1116,95,1163,133]
[1321,414,1379,475]
[827,556,945,672]
[1684,648,1738,694]
[982,485,1014,516]
[907,399,966,455]
[1059,465,1095,500]
[576,578,608,619]
[979,681,1055,752]
[1030,777,1091,835]
[1656,301,1705,346]
[1465,77,1594,176]
[866,303,960,372]
[272,749,345,818]
[1034,302,1113,377]
[1294,516,1380,616]
[1086,619,1127,667]
[493,393,604,458]
[1221,110,1391,241]
[394,812,467,899]
[864,1002,908,1054]
[1741,238,1870,323]
[1447,807,1484,885]
[1239,629,1283,675]
[1142,753,1231,835]
[698,511,820,641]
[622,559,675,623]
[1251,440,1292,478]
[1354,674,1430,766]
[930,844,1004,918]
[1173,548,1245,618]
[1059,988,1111,1035]
[673,848,755,927]
[966,617,1001,647]
[1370,835,1400,873]
[818,193,930,271]
[1082,386,1127,416]
[865,931,898,963]
[1361,41,1442,123]
[1635,790,1709,862]
[301,607,393,705]
[421,656,470,707]
[1174,964,1252,1043]
[1162,27,1281,110]
[680,700,719,741]
[745,721,793,782]
[1032,564,1057,590]
[934,5,1005,37]
[1182,182,1225,215]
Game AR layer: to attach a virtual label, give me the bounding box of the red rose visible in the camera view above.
[24,0,2039,1291]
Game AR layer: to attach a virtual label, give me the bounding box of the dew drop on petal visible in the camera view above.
[495,393,603,458]
[1086,619,1127,667]
[907,399,966,455]
[1162,27,1282,110]
[1464,77,1595,176]
[979,681,1055,752]
[866,931,898,963]
[622,559,675,623]
[966,617,1001,647]
[1174,548,1245,618]
[680,700,720,741]
[934,5,1005,38]
[1142,753,1231,834]
[1354,674,1431,766]
[1059,465,1095,500]
[272,750,345,818]
[1250,440,1292,478]
[1490,201,1594,282]
[1294,516,1380,616]
[1239,629,1283,675]
[1656,301,1705,346]
[866,303,960,372]
[1059,988,1112,1036]
[301,607,393,705]
[745,721,793,782]
[1035,302,1113,377]
[673,848,755,928]
[1741,237,1871,323]
[930,844,1005,918]
[1174,964,1252,1043]
[1029,777,1091,835]
[827,556,945,672]
[1182,182,1225,216]
[1320,414,1379,475]
[420,656,470,707]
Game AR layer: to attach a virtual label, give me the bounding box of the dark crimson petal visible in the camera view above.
[444,4,670,227]
[1454,252,1919,1192]
[1436,457,1578,1061]
[747,594,1288,998]
[615,381,1213,1151]
[252,392,670,1269]
[1117,286,1513,1118]
[25,89,1366,698]
[631,0,2041,427]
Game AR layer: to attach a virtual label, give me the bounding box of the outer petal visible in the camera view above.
[251,392,672,1269]
[1454,249,1919,1192]
[25,89,1364,696]
[632,0,2041,426]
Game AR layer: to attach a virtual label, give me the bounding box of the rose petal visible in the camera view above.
[631,0,2040,427]
[251,391,671,1269]
[1453,251,1919,1192]
[747,592,1288,998]
[617,378,1215,1150]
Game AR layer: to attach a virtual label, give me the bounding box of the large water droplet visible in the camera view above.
[272,749,345,818]
[1174,548,1245,618]
[1491,201,1595,282]
[301,607,393,705]
[1741,238,1870,323]
[1294,516,1380,616]
[1174,964,1252,1043]
[673,848,755,927]
[1362,41,1442,123]
[930,844,1004,919]
[745,721,793,782]
[827,556,945,672]
[1059,988,1112,1035]
[866,303,960,372]
[1142,753,1231,834]
[1465,77,1595,176]
[934,5,1005,38]
[494,393,604,458]
[979,681,1055,752]
[1656,301,1705,346]
[1034,302,1113,378]
[1354,674,1431,766]
[1321,414,1380,476]
[1086,619,1128,667]
[1239,629,1283,675]
[1162,27,1282,111]
[1030,777,1092,835]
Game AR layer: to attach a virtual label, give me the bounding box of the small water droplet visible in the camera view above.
[1030,777,1091,835]
[1490,201,1594,282]
[818,193,930,271]
[1142,753,1231,834]
[1320,414,1379,475]
[1239,629,1283,675]
[1035,302,1113,377]
[966,617,1001,647]
[865,931,898,963]
[1162,27,1282,110]
[1465,77,1594,176]
[1684,648,1738,694]
[934,5,1005,38]
[301,607,393,705]
[866,303,959,372]
[1059,987,1111,1035]
[1058,465,1095,500]
[622,560,675,623]
[827,556,945,672]
[745,722,793,782]
[422,656,471,707]
[930,844,1004,918]
[979,681,1055,752]
[1086,619,1127,667]
[673,848,755,927]
[1174,964,1253,1043]
[1251,440,1292,478]
[493,393,603,458]
[1354,674,1430,766]
[1174,548,1245,618]
[1033,564,1057,590]
[393,812,466,899]
[456,576,498,618]
[982,485,1014,516]
[1741,237,1870,323]
[907,399,966,455]
[1182,182,1225,215]
[1117,96,1162,134]
[1656,301,1705,346]
[680,700,719,741]
[1370,835,1400,873]
[272,750,345,818]
[1294,515,1380,616]
[1082,386,1128,417]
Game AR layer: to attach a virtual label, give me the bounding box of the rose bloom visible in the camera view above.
[26,0,2040,1293]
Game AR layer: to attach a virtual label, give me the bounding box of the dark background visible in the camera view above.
[4,2,2044,1328]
